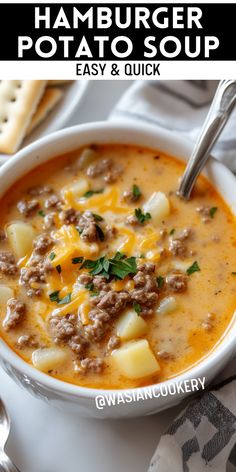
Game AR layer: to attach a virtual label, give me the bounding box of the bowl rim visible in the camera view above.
[0,120,236,400]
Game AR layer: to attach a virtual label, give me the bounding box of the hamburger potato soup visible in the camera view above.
[0,144,236,389]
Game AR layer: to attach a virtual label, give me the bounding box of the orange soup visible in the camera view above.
[0,144,236,389]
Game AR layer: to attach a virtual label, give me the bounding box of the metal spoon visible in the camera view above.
[178,80,236,200]
[0,398,20,472]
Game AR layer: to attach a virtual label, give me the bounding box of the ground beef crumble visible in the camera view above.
[28,185,53,196]
[50,313,76,342]
[165,273,188,292]
[43,213,56,230]
[79,274,110,293]
[126,214,139,226]
[44,194,62,210]
[80,357,104,374]
[168,228,192,258]
[196,206,212,223]
[59,208,80,225]
[86,158,123,183]
[33,234,53,255]
[17,334,39,348]
[17,199,39,217]
[20,255,52,297]
[107,335,120,351]
[78,211,98,242]
[49,313,89,357]
[130,263,159,315]
[94,290,131,317]
[3,298,26,331]
[123,189,140,204]
[0,252,18,276]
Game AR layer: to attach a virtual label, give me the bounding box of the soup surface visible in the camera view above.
[0,144,236,389]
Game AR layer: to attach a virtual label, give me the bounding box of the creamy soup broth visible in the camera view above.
[0,144,236,389]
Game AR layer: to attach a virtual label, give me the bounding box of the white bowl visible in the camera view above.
[0,122,236,419]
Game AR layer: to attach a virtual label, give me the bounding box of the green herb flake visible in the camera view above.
[56,264,62,274]
[95,224,105,242]
[49,290,60,303]
[132,184,142,200]
[133,302,142,315]
[109,253,137,280]
[83,189,104,199]
[156,275,164,288]
[92,213,104,222]
[81,257,109,278]
[38,210,45,217]
[49,252,56,261]
[210,207,218,219]
[72,256,84,264]
[135,208,151,224]
[85,282,94,291]
[58,293,72,305]
[81,252,138,281]
[169,228,175,235]
[186,261,201,276]
[90,290,100,297]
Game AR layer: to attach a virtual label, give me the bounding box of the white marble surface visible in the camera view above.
[0,80,234,472]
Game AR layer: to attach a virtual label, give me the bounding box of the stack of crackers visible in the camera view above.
[0,80,72,155]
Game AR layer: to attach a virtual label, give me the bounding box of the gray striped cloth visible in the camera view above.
[111,81,236,471]
[110,80,236,171]
[149,376,236,472]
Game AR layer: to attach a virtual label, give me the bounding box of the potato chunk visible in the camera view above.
[112,339,160,379]
[6,222,35,259]
[116,309,147,340]
[77,148,97,170]
[0,286,14,306]
[32,347,68,372]
[143,192,170,224]
[157,296,178,315]
[65,178,89,200]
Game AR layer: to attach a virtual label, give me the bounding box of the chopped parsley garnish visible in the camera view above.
[135,208,151,224]
[132,184,142,200]
[92,213,104,222]
[186,261,200,276]
[169,228,175,235]
[83,189,104,198]
[58,293,72,305]
[85,282,94,291]
[133,302,142,315]
[210,207,218,219]
[90,290,100,297]
[49,252,56,261]
[49,290,60,303]
[56,264,62,274]
[38,210,45,217]
[110,253,137,279]
[156,275,164,288]
[81,252,137,280]
[49,290,71,305]
[139,253,145,259]
[95,224,105,242]
[72,256,84,264]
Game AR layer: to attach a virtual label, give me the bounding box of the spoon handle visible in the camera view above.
[178,80,236,200]
[0,451,21,472]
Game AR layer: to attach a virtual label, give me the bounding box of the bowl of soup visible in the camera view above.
[0,122,236,418]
